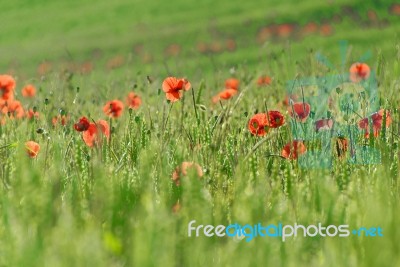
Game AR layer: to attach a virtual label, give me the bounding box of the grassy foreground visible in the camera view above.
[0,54,399,267]
[1,1,400,267]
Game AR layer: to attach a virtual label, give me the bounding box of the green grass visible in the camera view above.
[2,0,400,78]
[1,0,400,266]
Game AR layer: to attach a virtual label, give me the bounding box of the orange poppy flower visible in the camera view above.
[315,118,334,131]
[0,74,16,101]
[79,61,93,75]
[349,63,370,83]
[209,42,222,53]
[25,141,40,158]
[320,24,333,36]
[248,113,270,136]
[172,201,181,214]
[21,84,36,98]
[335,137,348,159]
[1,100,24,119]
[225,78,240,90]
[164,44,181,57]
[52,115,69,126]
[162,77,191,102]
[103,100,124,118]
[212,88,237,103]
[197,42,208,53]
[358,109,392,138]
[389,4,400,15]
[106,55,125,70]
[211,95,220,104]
[302,22,318,35]
[82,120,110,147]
[283,94,298,106]
[257,76,272,86]
[290,102,311,122]
[257,26,273,43]
[126,92,142,110]
[266,110,285,128]
[276,23,294,38]
[37,61,52,76]
[26,109,40,120]
[219,88,237,99]
[141,52,153,64]
[367,10,378,22]
[172,162,203,186]
[74,116,90,132]
[281,140,307,160]
[225,38,236,51]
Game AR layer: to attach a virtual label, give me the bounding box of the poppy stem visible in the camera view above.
[43,136,50,173]
[301,85,306,113]
[109,117,112,149]
[161,102,174,151]
[347,104,356,160]
[191,87,200,126]
[264,100,270,123]
[163,102,174,132]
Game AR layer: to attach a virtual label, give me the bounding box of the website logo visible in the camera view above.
[188,220,383,242]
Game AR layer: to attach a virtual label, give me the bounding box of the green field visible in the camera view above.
[1,0,400,266]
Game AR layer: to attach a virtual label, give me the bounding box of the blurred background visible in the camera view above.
[1,0,400,78]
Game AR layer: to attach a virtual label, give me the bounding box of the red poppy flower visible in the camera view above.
[0,74,16,101]
[335,137,348,159]
[82,120,110,147]
[52,115,69,126]
[162,77,191,102]
[21,84,36,98]
[79,61,93,75]
[248,113,270,136]
[302,22,318,35]
[164,44,181,57]
[358,109,392,138]
[25,141,40,158]
[126,92,142,110]
[276,23,294,38]
[367,10,378,22]
[257,76,272,86]
[349,63,370,83]
[315,118,334,131]
[319,24,333,36]
[74,116,90,132]
[266,110,285,128]
[389,4,400,15]
[290,102,311,122]
[1,100,24,119]
[106,55,125,70]
[103,100,124,118]
[172,161,203,186]
[37,61,52,76]
[281,140,307,160]
[26,109,40,120]
[225,78,240,90]
[212,88,237,103]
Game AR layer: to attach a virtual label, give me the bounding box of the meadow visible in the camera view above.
[1,0,400,266]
